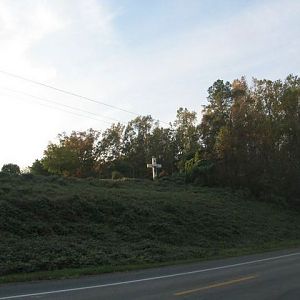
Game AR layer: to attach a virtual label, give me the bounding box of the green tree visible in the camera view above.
[95,123,126,177]
[97,123,125,162]
[200,80,232,159]
[30,159,50,176]
[199,75,300,200]
[148,126,176,175]
[123,115,154,178]
[42,129,100,177]
[1,163,21,175]
[173,107,200,171]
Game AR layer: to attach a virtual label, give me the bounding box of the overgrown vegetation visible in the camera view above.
[27,75,300,204]
[1,75,300,282]
[1,173,300,281]
[1,164,21,176]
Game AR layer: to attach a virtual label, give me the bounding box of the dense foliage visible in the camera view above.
[30,112,193,179]
[1,173,300,276]
[27,75,300,201]
[198,75,300,201]
[1,164,21,176]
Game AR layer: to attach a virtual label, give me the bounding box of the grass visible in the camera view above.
[1,173,300,284]
[1,239,300,285]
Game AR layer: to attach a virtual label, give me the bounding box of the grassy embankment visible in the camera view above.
[1,173,300,284]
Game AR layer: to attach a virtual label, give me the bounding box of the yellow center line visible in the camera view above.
[174,274,258,296]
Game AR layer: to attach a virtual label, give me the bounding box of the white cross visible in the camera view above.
[147,157,162,180]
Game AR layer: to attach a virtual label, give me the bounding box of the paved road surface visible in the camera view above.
[1,248,300,299]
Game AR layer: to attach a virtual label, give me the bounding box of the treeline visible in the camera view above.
[27,75,300,200]
[30,108,199,179]
[190,75,300,201]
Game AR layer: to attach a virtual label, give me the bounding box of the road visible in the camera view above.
[1,248,300,299]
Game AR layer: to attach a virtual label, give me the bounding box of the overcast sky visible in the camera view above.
[0,0,299,169]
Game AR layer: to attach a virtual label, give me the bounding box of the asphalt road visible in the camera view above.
[1,248,300,300]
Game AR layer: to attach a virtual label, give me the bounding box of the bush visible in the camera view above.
[185,156,215,185]
[30,160,50,176]
[21,173,34,180]
[1,163,21,175]
[111,171,124,180]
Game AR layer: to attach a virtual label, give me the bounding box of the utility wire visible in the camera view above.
[0,70,136,115]
[0,70,169,125]
[0,89,113,125]
[0,86,121,124]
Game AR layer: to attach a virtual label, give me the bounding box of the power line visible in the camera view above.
[0,86,122,124]
[0,70,169,125]
[0,70,137,115]
[0,89,113,125]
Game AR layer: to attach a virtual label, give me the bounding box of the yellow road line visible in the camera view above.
[174,275,257,296]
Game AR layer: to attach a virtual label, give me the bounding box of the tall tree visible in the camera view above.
[173,107,200,171]
[42,129,100,177]
[148,125,176,175]
[200,80,232,159]
[123,115,154,178]
[96,123,127,178]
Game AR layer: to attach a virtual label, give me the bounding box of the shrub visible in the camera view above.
[111,171,124,180]
[185,158,215,185]
[21,173,34,180]
[30,160,50,176]
[1,163,21,175]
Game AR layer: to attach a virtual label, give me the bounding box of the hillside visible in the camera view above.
[1,173,300,282]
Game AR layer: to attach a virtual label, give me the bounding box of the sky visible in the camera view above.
[0,0,299,169]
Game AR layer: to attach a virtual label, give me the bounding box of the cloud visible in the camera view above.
[93,0,300,118]
[119,0,300,82]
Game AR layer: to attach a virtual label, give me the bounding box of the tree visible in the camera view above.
[200,80,232,157]
[148,126,176,175]
[29,74,300,202]
[30,159,50,176]
[97,123,125,162]
[173,107,200,171]
[1,163,21,175]
[199,75,300,199]
[95,123,126,177]
[122,115,154,178]
[42,129,100,177]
